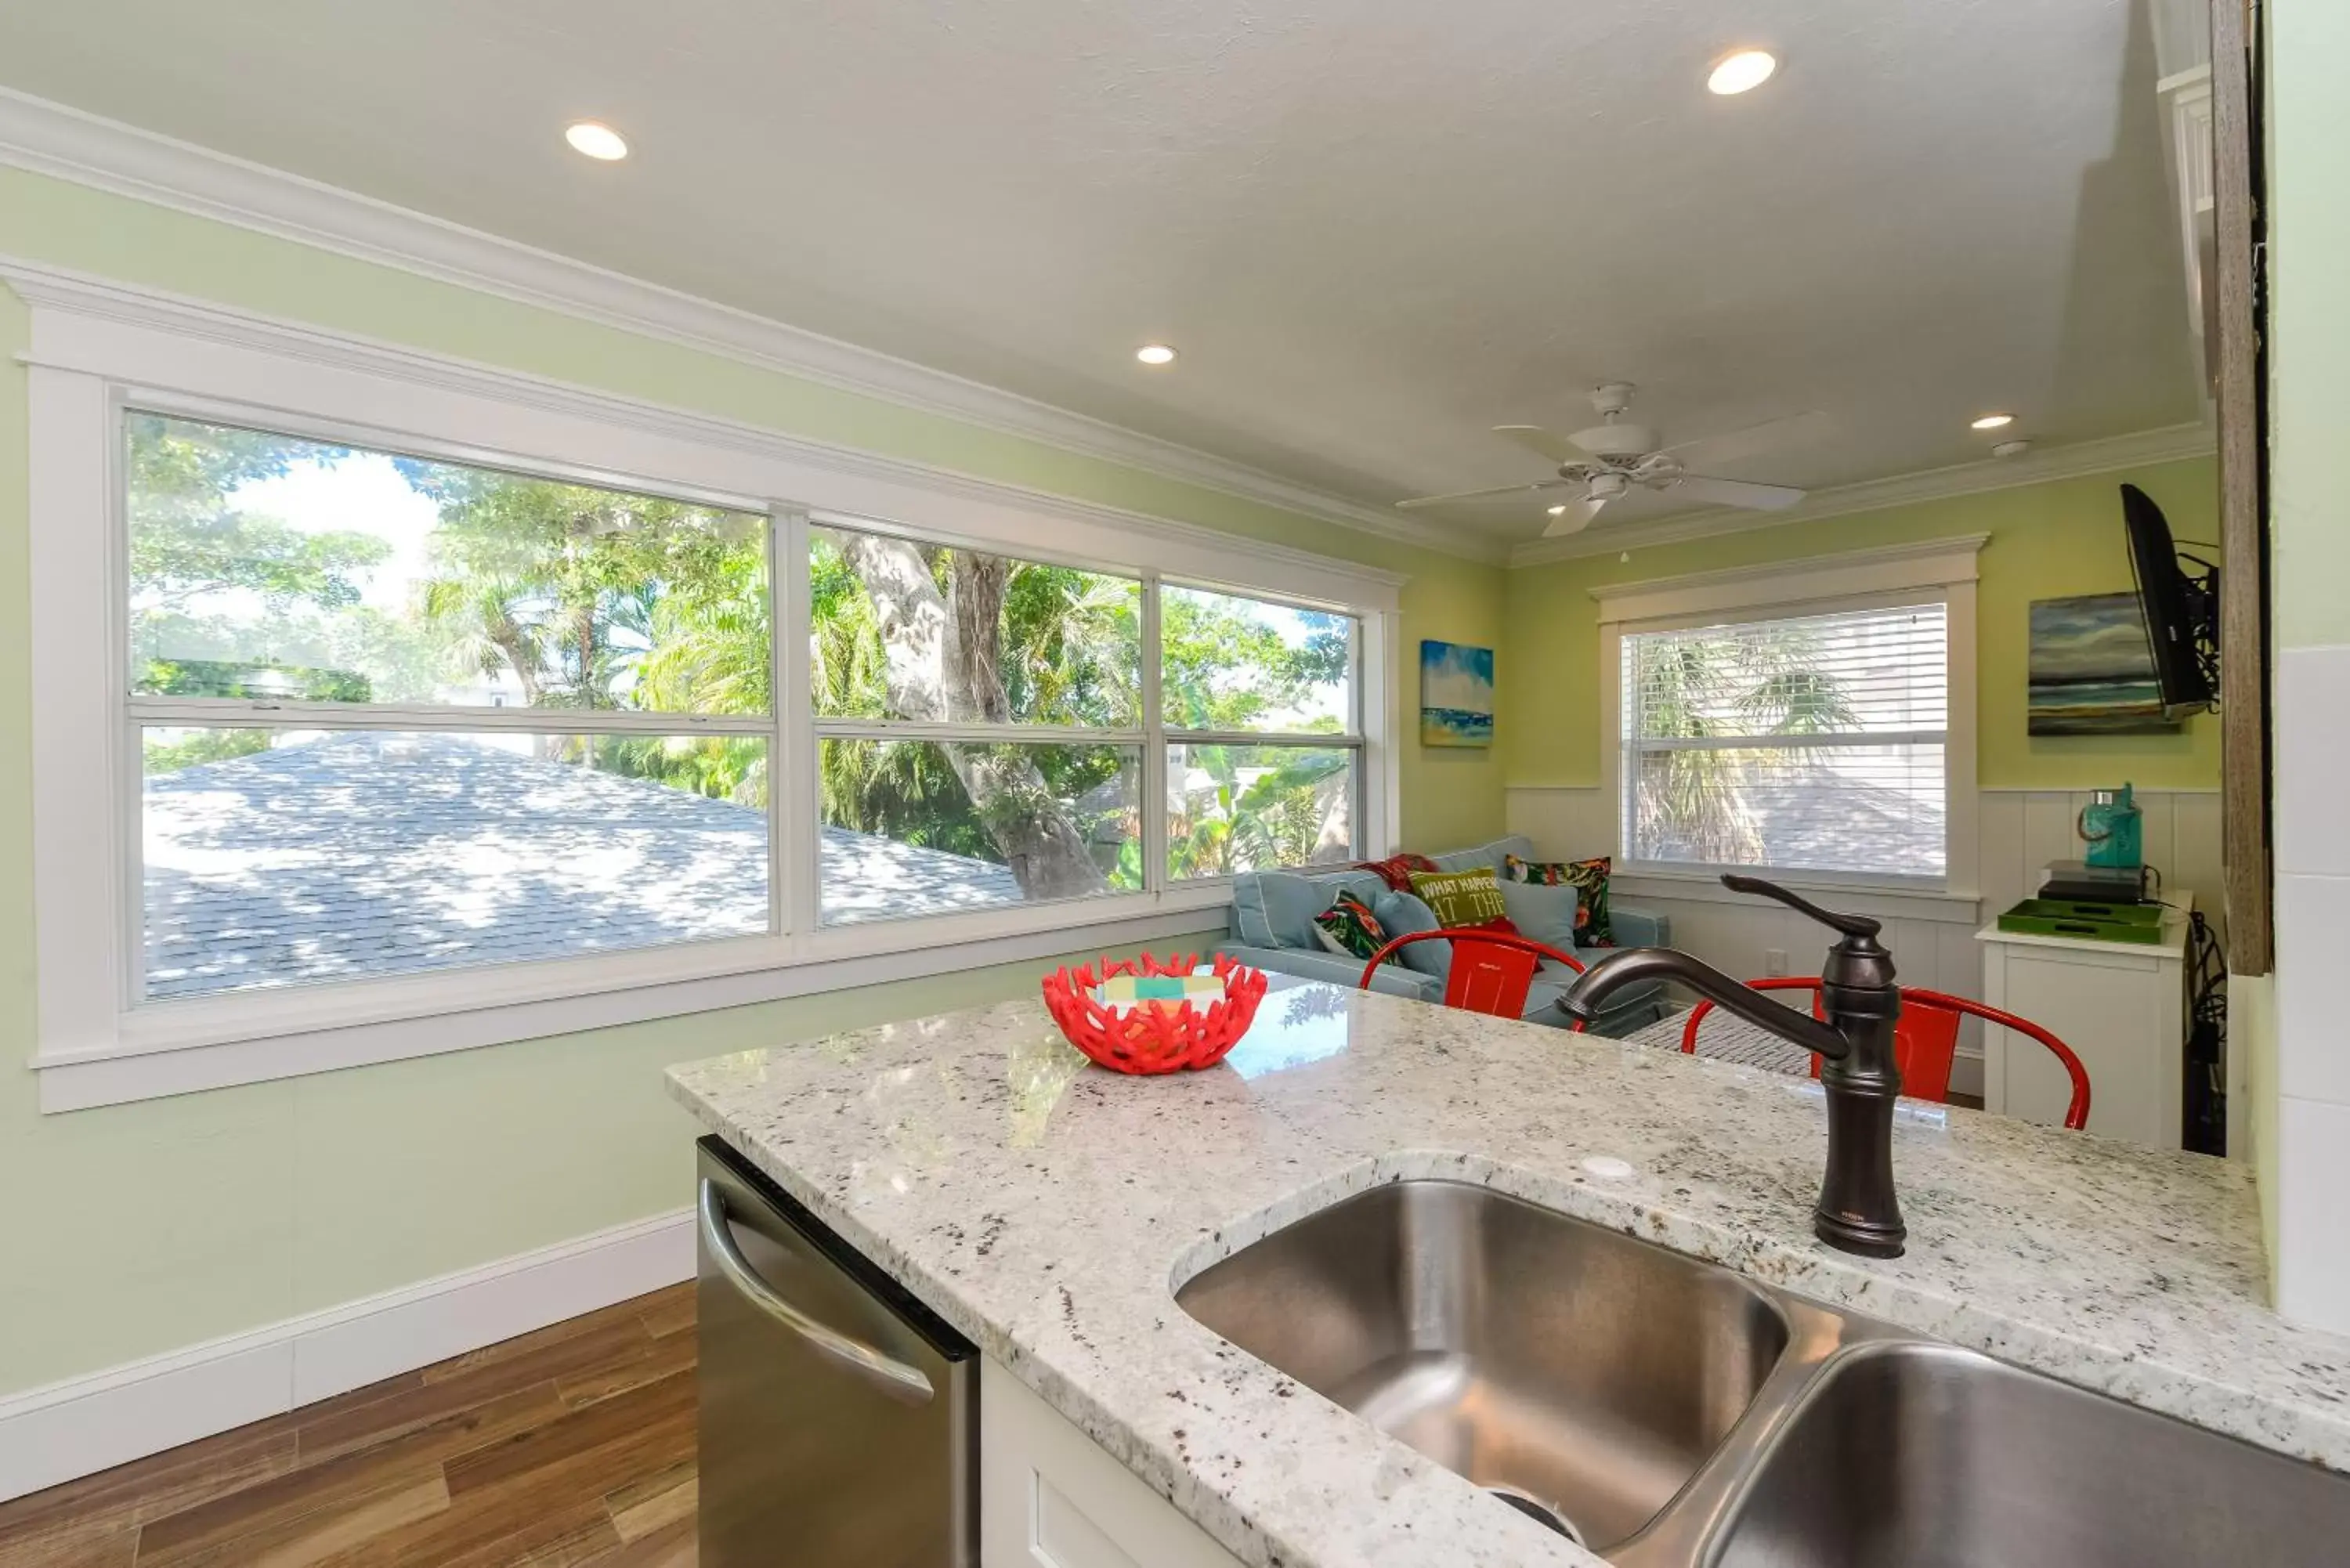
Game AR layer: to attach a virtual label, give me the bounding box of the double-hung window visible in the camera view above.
[1161,586,1361,880]
[131,413,779,1000]
[803,536,1364,920]
[24,287,1396,1107]
[806,520,1147,924]
[1619,602,1950,880]
[1597,539,1982,896]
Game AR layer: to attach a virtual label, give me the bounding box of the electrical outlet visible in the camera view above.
[1763,948,1790,976]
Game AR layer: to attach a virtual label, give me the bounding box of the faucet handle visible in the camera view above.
[1720,875,1883,941]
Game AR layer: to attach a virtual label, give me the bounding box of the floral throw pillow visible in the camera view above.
[1311,891,1396,963]
[1406,868,1509,930]
[1503,854,1614,946]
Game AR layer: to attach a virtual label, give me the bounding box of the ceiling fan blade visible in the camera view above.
[1492,425,1589,463]
[1664,409,1835,469]
[1672,475,1808,511]
[1395,479,1578,510]
[1542,496,1610,537]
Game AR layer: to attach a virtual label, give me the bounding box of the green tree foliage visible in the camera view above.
[128,414,1359,887]
[1632,627,1859,865]
[1159,591,1353,877]
[125,414,432,711]
[400,461,771,804]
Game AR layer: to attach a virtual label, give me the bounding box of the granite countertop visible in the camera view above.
[667,977,2350,1568]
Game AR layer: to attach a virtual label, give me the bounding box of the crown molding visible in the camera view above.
[0,256,1412,601]
[0,87,1499,565]
[1509,421,2218,567]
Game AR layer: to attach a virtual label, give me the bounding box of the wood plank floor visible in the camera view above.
[0,1284,698,1568]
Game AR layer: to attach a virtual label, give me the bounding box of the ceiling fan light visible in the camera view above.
[1707,49,1778,96]
[1971,412,2016,430]
[1546,504,1569,516]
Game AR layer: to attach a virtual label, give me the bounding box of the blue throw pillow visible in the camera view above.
[1371,889,1450,980]
[1235,868,1388,950]
[1499,878,1583,952]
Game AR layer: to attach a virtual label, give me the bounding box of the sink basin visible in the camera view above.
[1174,1180,1791,1551]
[1181,1180,2350,1565]
[1707,1341,2350,1568]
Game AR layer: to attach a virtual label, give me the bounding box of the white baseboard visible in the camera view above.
[0,1207,693,1505]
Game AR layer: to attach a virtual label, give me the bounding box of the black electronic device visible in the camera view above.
[2120,482,2219,716]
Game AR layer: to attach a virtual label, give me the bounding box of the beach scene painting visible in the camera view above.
[1420,639,1495,747]
[2028,593,2182,735]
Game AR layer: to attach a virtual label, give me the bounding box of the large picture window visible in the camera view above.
[1618,602,1950,880]
[107,410,1372,1008]
[24,290,1400,1106]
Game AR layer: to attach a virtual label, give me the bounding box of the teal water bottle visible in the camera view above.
[2079,784,2143,870]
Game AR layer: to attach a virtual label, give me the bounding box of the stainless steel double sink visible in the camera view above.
[1174,1180,2350,1566]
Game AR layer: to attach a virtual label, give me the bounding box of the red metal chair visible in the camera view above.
[1358,929,1590,1032]
[1679,977,2092,1130]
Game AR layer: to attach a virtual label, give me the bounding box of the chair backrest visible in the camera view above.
[1358,930,1588,1029]
[1680,979,2092,1130]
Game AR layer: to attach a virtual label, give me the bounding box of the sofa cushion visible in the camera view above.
[1499,878,1584,952]
[1505,854,1615,946]
[1428,834,1537,877]
[1231,866,1390,950]
[1372,889,1449,980]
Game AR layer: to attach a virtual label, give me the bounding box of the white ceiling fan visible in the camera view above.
[1397,384,1831,537]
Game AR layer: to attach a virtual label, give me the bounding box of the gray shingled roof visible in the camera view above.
[143,733,1020,999]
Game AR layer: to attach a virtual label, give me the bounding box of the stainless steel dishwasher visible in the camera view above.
[696,1136,978,1566]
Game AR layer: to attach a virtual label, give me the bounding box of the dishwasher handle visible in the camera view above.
[696,1178,937,1406]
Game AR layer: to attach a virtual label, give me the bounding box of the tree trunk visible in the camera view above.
[839,536,1107,898]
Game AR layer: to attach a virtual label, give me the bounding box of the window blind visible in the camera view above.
[1621,602,1948,879]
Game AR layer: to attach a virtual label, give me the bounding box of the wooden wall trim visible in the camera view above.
[2212,0,2273,974]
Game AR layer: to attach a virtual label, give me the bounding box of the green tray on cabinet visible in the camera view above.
[1995,898,2166,944]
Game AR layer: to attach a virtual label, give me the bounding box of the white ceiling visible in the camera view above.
[0,0,2200,550]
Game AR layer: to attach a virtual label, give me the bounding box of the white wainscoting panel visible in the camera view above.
[1506,785,2222,1098]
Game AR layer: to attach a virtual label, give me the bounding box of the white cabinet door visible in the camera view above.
[1979,918,2186,1147]
[981,1360,1245,1568]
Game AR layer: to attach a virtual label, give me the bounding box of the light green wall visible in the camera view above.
[1498,457,2224,792]
[0,169,1507,1395]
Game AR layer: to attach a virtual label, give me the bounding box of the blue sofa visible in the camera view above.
[1213,835,1671,1037]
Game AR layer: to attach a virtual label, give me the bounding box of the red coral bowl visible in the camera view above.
[1039,953,1267,1075]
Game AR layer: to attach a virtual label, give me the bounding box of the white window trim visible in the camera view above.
[1593,537,1985,903]
[17,266,1401,1111]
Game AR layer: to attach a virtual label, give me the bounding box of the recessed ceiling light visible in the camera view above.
[1135,344,1177,366]
[565,121,629,161]
[1971,412,2016,430]
[1707,49,1778,96]
[1546,504,1569,516]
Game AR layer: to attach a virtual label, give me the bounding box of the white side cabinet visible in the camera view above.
[1976,894,2191,1149]
[981,1360,1246,1568]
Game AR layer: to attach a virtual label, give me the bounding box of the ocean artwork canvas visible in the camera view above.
[2028,593,2183,735]
[1420,640,1495,748]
